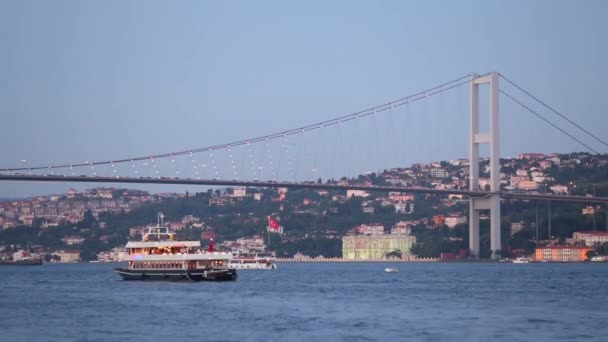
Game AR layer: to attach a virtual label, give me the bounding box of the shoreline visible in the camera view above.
[275,258,439,263]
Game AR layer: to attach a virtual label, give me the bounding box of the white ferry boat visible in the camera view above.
[512,257,530,264]
[114,213,237,282]
[229,252,277,270]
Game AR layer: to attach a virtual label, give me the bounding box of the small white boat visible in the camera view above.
[512,257,529,264]
[384,267,399,273]
[229,251,277,270]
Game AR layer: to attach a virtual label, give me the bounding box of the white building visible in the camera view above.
[347,190,370,198]
[357,223,384,235]
[430,168,448,178]
[572,231,608,246]
[362,206,375,214]
[550,185,568,194]
[389,192,414,202]
[53,251,81,263]
[445,215,467,228]
[391,221,412,235]
[232,188,247,198]
[511,222,525,237]
[394,202,414,214]
[479,178,491,189]
[582,206,598,215]
[61,237,85,245]
[236,236,267,253]
[518,181,539,191]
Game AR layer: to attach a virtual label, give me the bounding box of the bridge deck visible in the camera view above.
[1,174,606,204]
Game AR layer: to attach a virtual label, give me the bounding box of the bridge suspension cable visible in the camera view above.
[500,89,600,154]
[1,74,473,172]
[499,74,608,150]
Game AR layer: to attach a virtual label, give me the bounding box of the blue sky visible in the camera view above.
[1,0,607,197]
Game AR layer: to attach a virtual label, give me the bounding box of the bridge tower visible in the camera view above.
[469,72,501,259]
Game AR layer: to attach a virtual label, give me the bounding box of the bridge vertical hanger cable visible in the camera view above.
[249,142,258,181]
[284,136,295,182]
[237,144,246,182]
[325,121,335,182]
[191,152,200,180]
[500,74,608,150]
[292,132,301,182]
[209,151,219,180]
[226,146,237,180]
[400,97,410,170]
[336,118,346,181]
[371,109,381,175]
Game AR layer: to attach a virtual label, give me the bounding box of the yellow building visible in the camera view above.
[342,235,416,260]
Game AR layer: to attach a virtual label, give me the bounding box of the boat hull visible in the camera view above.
[229,262,277,270]
[0,259,43,266]
[114,267,237,282]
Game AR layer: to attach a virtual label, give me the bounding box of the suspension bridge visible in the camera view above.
[2,72,607,258]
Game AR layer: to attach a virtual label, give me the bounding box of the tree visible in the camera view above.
[78,209,96,228]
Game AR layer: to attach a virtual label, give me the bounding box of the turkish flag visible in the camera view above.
[268,216,280,230]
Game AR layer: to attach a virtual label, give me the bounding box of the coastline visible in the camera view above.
[275,257,440,263]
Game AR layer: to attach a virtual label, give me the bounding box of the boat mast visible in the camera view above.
[158,212,164,227]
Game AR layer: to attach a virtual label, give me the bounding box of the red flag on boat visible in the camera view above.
[208,238,214,252]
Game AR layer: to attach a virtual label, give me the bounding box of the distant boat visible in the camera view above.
[229,251,277,270]
[384,267,399,273]
[512,257,529,264]
[0,248,42,266]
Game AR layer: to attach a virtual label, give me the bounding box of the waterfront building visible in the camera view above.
[534,246,592,262]
[572,231,608,246]
[342,235,416,260]
[97,247,127,262]
[53,250,81,263]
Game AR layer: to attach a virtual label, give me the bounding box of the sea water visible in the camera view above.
[1,262,607,341]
